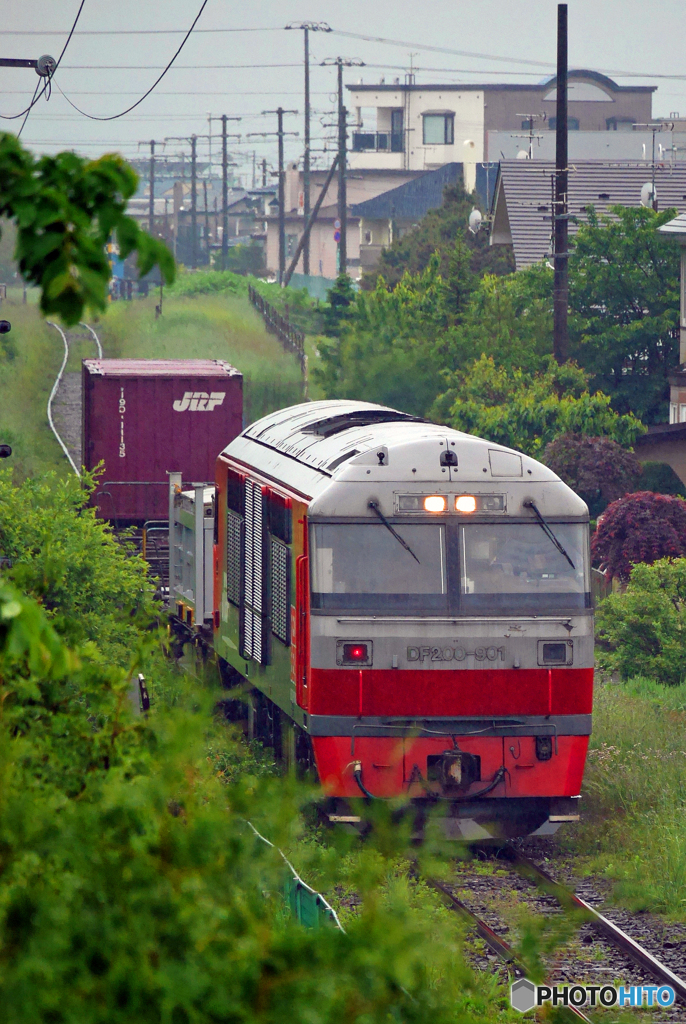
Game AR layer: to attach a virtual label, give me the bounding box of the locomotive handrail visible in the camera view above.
[334,615,577,623]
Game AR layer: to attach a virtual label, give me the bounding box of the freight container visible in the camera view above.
[82,359,242,523]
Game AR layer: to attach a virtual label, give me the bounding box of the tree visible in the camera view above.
[367,179,514,290]
[542,434,642,517]
[595,558,686,684]
[321,272,357,337]
[0,133,174,324]
[314,256,451,416]
[443,262,553,373]
[433,355,645,457]
[592,491,686,581]
[569,205,680,424]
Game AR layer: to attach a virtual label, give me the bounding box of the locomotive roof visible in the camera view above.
[222,400,587,516]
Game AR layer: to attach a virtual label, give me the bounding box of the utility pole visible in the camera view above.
[286,23,331,276]
[138,140,165,236]
[553,4,568,364]
[262,159,267,187]
[321,57,364,277]
[209,114,242,269]
[513,113,546,159]
[203,179,209,259]
[166,133,213,269]
[220,115,241,270]
[249,110,298,284]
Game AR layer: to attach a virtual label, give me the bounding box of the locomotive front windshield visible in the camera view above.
[311,524,448,612]
[310,521,589,614]
[460,523,588,613]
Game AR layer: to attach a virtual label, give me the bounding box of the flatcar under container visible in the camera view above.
[82,359,242,524]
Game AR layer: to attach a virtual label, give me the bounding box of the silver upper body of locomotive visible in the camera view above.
[225,401,592,672]
[224,399,588,520]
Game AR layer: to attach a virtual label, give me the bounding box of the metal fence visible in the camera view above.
[248,284,306,373]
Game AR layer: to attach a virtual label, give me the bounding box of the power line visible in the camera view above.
[56,62,300,70]
[55,0,210,121]
[17,78,41,138]
[0,27,283,35]
[0,0,86,120]
[333,28,558,70]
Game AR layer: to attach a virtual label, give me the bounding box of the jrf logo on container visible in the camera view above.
[511,978,675,1012]
[173,391,226,412]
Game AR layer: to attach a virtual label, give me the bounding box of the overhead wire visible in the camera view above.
[0,0,86,120]
[1,27,283,35]
[16,78,41,138]
[55,0,211,120]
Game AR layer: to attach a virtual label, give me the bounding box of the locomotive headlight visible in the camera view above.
[455,494,477,513]
[423,495,447,513]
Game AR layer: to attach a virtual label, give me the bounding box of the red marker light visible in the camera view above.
[342,643,368,663]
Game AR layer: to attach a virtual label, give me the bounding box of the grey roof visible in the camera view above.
[659,212,686,236]
[348,70,655,94]
[350,163,462,220]
[491,160,686,269]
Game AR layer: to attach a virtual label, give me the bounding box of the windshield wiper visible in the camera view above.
[523,500,575,569]
[368,500,420,564]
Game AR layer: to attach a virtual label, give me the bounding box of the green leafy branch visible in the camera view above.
[0,133,175,324]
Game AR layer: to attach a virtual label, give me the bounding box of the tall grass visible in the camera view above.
[0,297,68,479]
[96,294,305,424]
[574,677,686,915]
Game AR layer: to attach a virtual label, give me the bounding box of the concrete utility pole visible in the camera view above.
[209,114,242,269]
[321,57,364,277]
[138,140,165,236]
[166,133,213,268]
[553,3,569,364]
[262,159,268,187]
[283,152,339,287]
[286,23,331,275]
[249,110,298,284]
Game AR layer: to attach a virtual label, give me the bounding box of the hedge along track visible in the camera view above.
[425,844,686,1021]
[46,321,102,476]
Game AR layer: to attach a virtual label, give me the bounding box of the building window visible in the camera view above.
[607,118,635,131]
[681,251,686,329]
[423,113,454,145]
[681,404,686,423]
[548,117,580,131]
[286,234,299,257]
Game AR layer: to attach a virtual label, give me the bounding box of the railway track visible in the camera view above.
[427,844,686,1021]
[47,321,102,475]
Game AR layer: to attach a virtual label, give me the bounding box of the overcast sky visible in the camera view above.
[3,0,686,186]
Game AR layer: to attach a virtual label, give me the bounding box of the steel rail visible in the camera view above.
[427,875,592,1023]
[79,321,103,358]
[46,321,81,476]
[506,850,686,1005]
[46,322,103,477]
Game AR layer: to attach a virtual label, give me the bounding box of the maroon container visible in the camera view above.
[82,359,243,523]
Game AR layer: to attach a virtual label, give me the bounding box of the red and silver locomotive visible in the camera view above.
[178,400,593,838]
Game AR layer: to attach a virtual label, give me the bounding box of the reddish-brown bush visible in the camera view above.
[592,491,686,580]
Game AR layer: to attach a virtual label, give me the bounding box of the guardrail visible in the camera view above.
[248,284,306,374]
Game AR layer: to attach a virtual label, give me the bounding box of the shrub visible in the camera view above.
[595,558,686,684]
[542,433,642,516]
[592,491,686,580]
[0,468,157,665]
